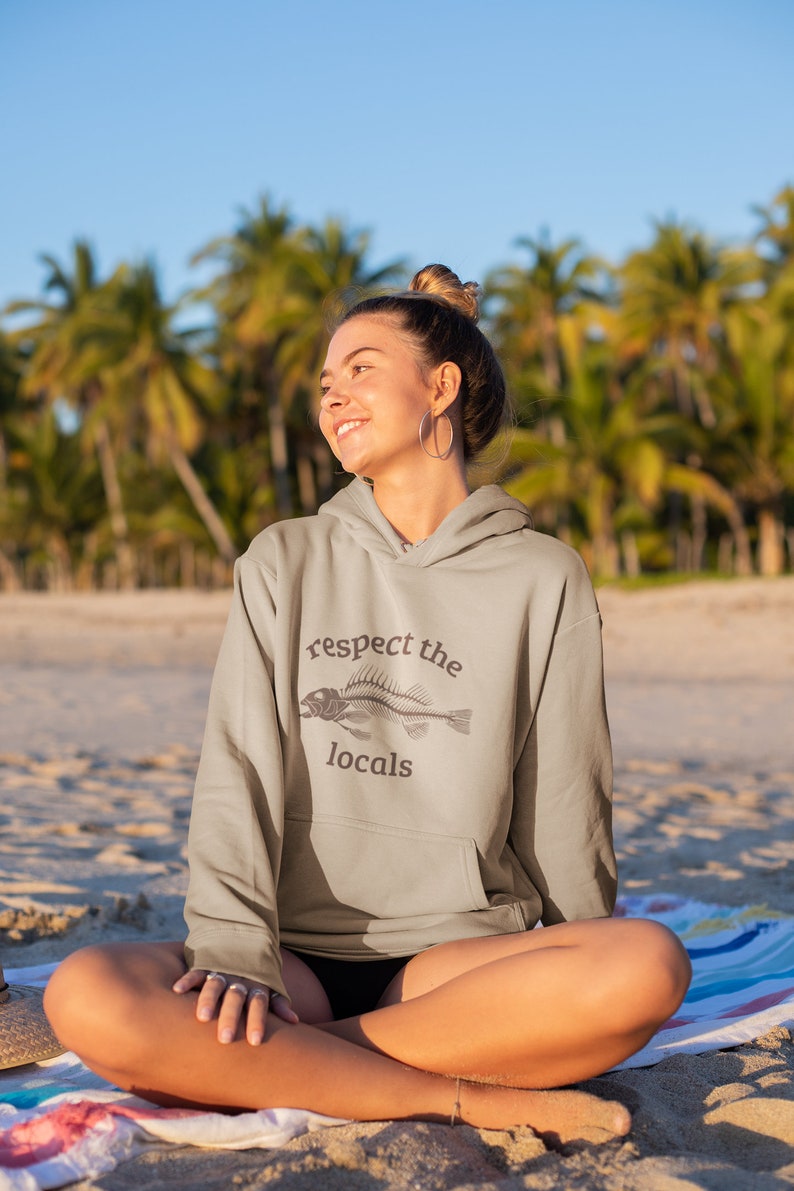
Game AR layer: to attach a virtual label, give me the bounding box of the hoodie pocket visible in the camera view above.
[282,812,490,921]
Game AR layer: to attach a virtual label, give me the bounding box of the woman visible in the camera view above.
[46,265,690,1143]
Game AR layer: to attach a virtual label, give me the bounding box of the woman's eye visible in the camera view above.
[352,364,369,375]
[319,384,330,397]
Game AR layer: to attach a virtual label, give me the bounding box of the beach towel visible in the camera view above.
[1,895,792,1190]
[613,895,794,1068]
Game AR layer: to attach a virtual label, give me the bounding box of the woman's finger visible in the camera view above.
[245,988,270,1045]
[270,991,300,1025]
[195,971,230,1023]
[216,979,250,1042]
[172,971,297,1040]
[172,967,208,995]
[244,989,298,1043]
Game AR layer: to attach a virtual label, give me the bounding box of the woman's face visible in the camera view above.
[318,314,437,480]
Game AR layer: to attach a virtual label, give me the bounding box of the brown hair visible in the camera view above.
[340,264,508,460]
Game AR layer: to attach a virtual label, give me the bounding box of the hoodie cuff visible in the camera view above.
[184,928,289,1002]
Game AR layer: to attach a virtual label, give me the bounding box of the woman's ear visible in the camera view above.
[432,361,462,414]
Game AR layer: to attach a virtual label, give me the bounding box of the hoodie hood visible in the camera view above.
[319,479,533,567]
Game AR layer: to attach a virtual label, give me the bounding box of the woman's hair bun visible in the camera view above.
[408,264,480,324]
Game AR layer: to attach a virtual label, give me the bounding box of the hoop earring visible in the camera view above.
[419,410,454,460]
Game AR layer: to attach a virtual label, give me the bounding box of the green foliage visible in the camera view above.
[1,187,793,587]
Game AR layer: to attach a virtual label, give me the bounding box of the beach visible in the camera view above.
[1,578,793,1188]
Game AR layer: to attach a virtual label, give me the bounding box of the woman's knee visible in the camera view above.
[44,941,184,1060]
[614,919,691,1024]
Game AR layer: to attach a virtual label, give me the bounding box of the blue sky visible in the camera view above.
[1,0,792,312]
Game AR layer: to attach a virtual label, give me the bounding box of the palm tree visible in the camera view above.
[6,241,137,586]
[618,219,756,428]
[192,197,303,518]
[195,202,404,517]
[753,184,794,279]
[97,260,237,564]
[0,329,25,587]
[617,220,763,571]
[501,312,748,577]
[486,231,606,406]
[0,329,21,494]
[485,232,608,546]
[717,262,794,574]
[0,406,105,589]
[276,218,405,396]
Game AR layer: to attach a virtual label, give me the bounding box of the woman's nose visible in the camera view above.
[320,382,346,412]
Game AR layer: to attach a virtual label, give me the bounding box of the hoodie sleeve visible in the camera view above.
[509,594,617,926]
[183,555,289,998]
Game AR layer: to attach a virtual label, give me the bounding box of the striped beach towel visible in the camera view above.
[1,896,792,1190]
[613,895,794,1068]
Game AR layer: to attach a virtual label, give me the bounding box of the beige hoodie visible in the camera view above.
[184,481,616,997]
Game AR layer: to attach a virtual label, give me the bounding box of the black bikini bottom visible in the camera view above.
[285,950,412,1020]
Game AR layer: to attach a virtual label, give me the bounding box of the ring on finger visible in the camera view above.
[206,972,227,990]
[227,982,248,997]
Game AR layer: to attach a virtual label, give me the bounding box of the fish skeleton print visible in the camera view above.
[300,666,473,741]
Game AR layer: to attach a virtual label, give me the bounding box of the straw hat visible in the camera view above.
[0,963,66,1070]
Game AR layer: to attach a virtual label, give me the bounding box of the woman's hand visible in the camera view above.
[172,969,299,1045]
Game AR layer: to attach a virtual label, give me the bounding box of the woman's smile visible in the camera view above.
[335,418,369,443]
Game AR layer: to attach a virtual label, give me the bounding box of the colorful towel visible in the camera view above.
[613,896,794,1068]
[1,896,792,1190]
[0,1041,340,1191]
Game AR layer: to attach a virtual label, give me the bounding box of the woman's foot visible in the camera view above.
[460,1082,631,1145]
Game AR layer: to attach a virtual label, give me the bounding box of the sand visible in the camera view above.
[1,578,793,1188]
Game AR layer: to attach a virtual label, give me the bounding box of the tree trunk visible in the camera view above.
[690,495,707,572]
[296,450,317,515]
[675,530,692,572]
[757,507,784,576]
[540,310,562,392]
[180,541,197,587]
[726,507,753,576]
[593,531,620,579]
[75,530,100,590]
[313,437,335,504]
[268,394,293,518]
[588,484,618,578]
[93,419,135,589]
[169,441,237,563]
[692,380,717,429]
[717,533,733,575]
[621,530,641,578]
[671,359,694,419]
[0,546,21,591]
[48,536,73,591]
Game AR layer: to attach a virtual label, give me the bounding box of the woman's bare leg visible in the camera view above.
[43,936,638,1142]
[324,918,691,1087]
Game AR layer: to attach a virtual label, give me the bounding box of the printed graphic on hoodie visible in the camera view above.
[300,665,473,741]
